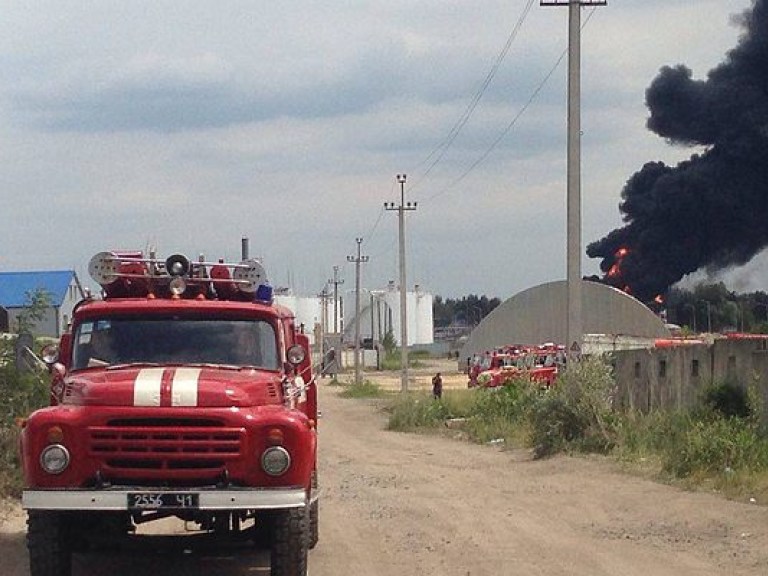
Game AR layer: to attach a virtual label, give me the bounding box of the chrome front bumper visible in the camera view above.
[23,486,314,511]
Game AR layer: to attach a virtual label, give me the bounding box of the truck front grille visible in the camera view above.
[87,419,246,478]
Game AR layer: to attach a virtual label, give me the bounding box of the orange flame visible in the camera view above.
[654,295,664,305]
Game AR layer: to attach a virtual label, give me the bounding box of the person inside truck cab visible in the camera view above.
[86,327,116,367]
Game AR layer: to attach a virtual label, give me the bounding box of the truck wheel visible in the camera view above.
[270,506,309,576]
[309,471,319,549]
[309,499,319,549]
[27,511,72,576]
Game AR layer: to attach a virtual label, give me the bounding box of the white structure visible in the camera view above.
[275,283,434,348]
[274,293,322,344]
[344,283,434,347]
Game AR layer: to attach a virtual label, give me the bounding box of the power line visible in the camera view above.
[424,7,600,202]
[409,0,537,192]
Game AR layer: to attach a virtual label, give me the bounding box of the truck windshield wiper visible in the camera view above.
[186,363,242,371]
[106,362,162,371]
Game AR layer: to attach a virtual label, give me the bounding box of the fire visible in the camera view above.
[615,247,629,258]
[607,264,620,277]
[654,295,664,305]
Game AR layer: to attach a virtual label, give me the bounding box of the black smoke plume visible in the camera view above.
[587,0,768,303]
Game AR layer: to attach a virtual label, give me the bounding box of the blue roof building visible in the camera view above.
[0,270,85,336]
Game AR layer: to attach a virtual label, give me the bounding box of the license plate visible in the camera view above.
[128,492,199,510]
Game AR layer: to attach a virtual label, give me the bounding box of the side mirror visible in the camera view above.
[286,344,306,367]
[40,344,60,365]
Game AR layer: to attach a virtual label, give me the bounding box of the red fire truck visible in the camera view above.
[468,343,563,388]
[19,250,318,576]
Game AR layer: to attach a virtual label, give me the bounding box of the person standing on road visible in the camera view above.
[432,372,443,400]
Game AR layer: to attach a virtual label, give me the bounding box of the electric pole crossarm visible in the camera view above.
[540,1,605,6]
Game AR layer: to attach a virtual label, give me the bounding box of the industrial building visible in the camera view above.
[459,280,670,363]
[276,283,434,347]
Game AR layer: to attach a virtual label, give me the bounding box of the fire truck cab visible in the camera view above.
[19,251,318,576]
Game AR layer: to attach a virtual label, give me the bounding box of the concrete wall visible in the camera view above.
[613,338,768,413]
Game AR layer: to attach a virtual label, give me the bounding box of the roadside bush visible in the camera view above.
[663,415,768,478]
[385,378,541,444]
[461,378,540,444]
[615,410,692,462]
[0,366,49,424]
[385,393,452,431]
[0,426,22,498]
[703,380,751,419]
[529,395,582,458]
[528,356,618,458]
[0,340,51,498]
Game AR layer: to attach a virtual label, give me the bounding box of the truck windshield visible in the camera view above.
[72,316,279,371]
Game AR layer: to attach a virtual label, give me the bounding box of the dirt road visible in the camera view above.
[3,365,768,575]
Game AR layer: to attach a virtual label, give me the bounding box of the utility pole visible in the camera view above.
[385,174,417,393]
[328,266,344,334]
[317,286,331,376]
[541,0,606,363]
[347,238,369,386]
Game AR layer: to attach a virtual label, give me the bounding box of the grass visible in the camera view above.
[337,379,389,399]
[382,356,768,504]
[0,351,50,499]
[380,349,430,371]
[0,426,23,498]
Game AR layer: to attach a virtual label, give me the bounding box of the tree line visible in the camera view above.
[433,295,501,328]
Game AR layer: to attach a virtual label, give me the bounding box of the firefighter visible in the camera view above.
[432,372,443,400]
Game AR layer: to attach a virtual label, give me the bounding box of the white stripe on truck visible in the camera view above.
[171,367,201,406]
[133,368,164,406]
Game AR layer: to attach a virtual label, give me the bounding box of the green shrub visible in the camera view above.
[703,380,751,419]
[529,395,582,458]
[0,426,23,498]
[528,356,618,458]
[385,377,540,445]
[662,415,768,478]
[385,393,451,431]
[0,337,51,498]
[338,379,387,399]
[615,410,692,461]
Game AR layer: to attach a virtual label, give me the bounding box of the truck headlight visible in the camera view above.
[261,446,291,476]
[40,444,70,475]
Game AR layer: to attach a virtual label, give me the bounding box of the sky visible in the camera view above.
[0,0,760,300]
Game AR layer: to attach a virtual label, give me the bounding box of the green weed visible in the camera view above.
[338,379,388,399]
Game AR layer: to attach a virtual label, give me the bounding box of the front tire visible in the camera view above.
[270,505,309,576]
[309,499,319,549]
[27,511,73,576]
